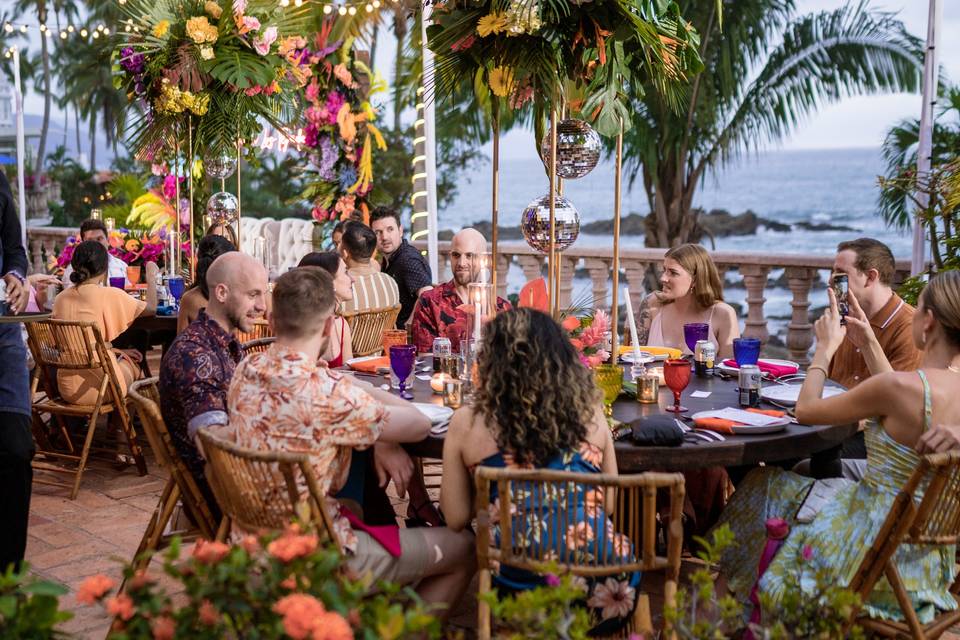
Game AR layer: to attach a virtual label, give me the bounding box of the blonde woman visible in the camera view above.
[636,243,740,360]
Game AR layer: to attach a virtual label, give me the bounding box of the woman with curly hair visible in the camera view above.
[441,308,638,634]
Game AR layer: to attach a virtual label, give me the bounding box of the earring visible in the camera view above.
[922,332,927,348]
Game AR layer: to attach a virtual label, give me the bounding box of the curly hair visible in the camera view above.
[473,308,601,467]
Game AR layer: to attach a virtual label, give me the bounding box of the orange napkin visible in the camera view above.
[348,356,390,374]
[693,408,785,434]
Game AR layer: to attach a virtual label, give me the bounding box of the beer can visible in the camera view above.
[694,340,716,377]
[432,337,452,373]
[738,365,762,408]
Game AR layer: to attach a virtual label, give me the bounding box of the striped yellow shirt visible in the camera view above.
[341,262,400,314]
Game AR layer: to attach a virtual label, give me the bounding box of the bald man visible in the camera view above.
[159,253,268,510]
[410,228,511,353]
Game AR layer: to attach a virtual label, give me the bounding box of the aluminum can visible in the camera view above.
[432,337,452,373]
[738,364,762,408]
[694,340,716,377]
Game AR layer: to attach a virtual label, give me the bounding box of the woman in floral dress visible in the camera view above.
[717,272,960,624]
[441,308,640,634]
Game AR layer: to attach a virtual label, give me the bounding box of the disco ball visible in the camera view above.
[520,193,581,253]
[204,150,237,180]
[539,119,601,179]
[206,191,239,225]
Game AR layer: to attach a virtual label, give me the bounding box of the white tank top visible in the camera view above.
[648,304,719,355]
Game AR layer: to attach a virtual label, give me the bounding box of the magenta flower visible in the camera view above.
[544,574,561,587]
[802,545,814,561]
[325,91,346,124]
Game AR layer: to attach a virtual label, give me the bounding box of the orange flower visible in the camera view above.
[312,611,353,640]
[280,575,297,590]
[106,594,136,621]
[562,315,581,332]
[569,338,584,351]
[267,533,319,563]
[193,539,231,565]
[273,593,327,640]
[151,615,176,640]
[198,600,219,626]
[128,570,156,591]
[76,574,115,604]
[240,535,259,555]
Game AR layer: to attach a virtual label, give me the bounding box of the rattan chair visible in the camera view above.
[241,337,275,355]
[126,378,220,572]
[25,318,147,499]
[342,305,401,357]
[847,451,960,639]
[235,319,273,345]
[475,467,686,639]
[196,429,342,551]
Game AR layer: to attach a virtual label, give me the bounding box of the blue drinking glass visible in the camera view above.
[167,277,185,304]
[683,323,709,354]
[109,276,126,289]
[733,337,762,366]
[389,344,417,400]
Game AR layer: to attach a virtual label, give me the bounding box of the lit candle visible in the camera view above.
[431,372,450,394]
[624,286,642,361]
[473,290,482,344]
[104,217,115,232]
[443,378,463,409]
[637,374,659,404]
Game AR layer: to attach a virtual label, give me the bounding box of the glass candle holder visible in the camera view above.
[467,282,494,345]
[443,378,463,409]
[637,374,660,404]
[430,372,450,394]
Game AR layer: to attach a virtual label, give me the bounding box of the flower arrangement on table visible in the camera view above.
[51,228,175,274]
[562,309,611,368]
[298,23,387,246]
[115,0,314,162]
[426,0,703,136]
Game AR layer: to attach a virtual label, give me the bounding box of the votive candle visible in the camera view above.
[431,372,450,394]
[637,374,660,404]
[443,379,463,409]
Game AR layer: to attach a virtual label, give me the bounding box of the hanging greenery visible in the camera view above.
[425,0,706,137]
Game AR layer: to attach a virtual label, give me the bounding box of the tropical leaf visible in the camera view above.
[207,49,279,89]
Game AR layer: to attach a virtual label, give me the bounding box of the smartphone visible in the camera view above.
[832,273,849,324]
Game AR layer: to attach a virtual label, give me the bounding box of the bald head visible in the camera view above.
[205,252,268,333]
[450,227,488,287]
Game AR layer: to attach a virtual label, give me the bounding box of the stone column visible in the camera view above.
[558,255,577,310]
[622,260,650,312]
[740,264,771,344]
[495,253,510,300]
[785,267,816,364]
[583,258,610,311]
[516,255,543,285]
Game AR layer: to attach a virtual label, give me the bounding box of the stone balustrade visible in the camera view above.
[26,226,912,364]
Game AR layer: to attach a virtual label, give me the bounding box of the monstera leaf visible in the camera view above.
[207,49,279,89]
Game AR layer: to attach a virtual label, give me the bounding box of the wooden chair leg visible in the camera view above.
[632,593,653,635]
[69,406,102,500]
[477,568,492,640]
[113,402,147,476]
[884,559,926,640]
[215,517,231,542]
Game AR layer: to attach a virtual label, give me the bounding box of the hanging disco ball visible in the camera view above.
[203,150,237,180]
[539,119,601,179]
[206,191,239,225]
[520,193,581,253]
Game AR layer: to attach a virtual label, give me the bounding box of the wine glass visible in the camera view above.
[683,323,709,354]
[389,344,417,400]
[167,276,185,307]
[663,358,691,413]
[126,265,141,286]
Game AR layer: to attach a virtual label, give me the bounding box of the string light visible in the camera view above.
[365,4,373,12]
[19,25,27,33]
[323,4,332,13]
[338,6,347,15]
[80,28,88,37]
[67,25,74,32]
[347,6,356,14]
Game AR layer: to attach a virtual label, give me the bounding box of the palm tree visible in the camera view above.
[13,0,53,176]
[623,0,923,248]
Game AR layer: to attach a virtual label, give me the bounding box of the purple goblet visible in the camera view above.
[389,344,417,400]
[683,323,709,354]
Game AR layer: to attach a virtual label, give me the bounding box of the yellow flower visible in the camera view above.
[204,1,223,19]
[488,66,514,97]
[186,16,218,44]
[192,159,204,179]
[189,93,210,116]
[476,12,509,37]
[200,46,215,60]
[152,20,170,38]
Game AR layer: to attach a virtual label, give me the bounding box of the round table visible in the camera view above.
[385,364,856,475]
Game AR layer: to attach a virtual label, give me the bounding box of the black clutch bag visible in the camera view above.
[629,415,685,447]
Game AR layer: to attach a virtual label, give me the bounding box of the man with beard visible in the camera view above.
[410,228,510,354]
[159,252,268,511]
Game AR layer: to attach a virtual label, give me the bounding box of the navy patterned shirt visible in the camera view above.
[381,238,432,328]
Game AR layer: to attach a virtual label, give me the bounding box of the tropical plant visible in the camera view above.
[0,563,72,638]
[480,569,594,640]
[11,0,54,175]
[622,0,922,249]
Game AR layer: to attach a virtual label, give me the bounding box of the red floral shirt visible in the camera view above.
[410,280,511,353]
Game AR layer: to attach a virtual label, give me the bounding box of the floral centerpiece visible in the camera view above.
[298,23,387,249]
[562,309,611,368]
[52,228,175,274]
[115,0,314,162]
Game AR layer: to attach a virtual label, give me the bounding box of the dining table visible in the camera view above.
[368,361,857,478]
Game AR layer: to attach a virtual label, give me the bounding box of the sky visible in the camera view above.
[10,0,960,159]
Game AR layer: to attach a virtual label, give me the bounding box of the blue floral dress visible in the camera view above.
[480,442,642,635]
[717,371,958,623]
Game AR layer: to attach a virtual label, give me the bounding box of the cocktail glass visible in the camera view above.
[109,276,125,289]
[663,358,691,413]
[389,344,417,400]
[733,338,762,366]
[683,323,709,354]
[594,364,624,418]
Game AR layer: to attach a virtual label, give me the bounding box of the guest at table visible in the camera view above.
[297,252,354,367]
[61,218,129,288]
[331,220,346,252]
[410,228,511,354]
[339,220,397,315]
[205,222,238,247]
[716,270,960,625]
[159,253,267,513]
[226,266,475,617]
[635,243,740,359]
[52,241,158,404]
[177,234,236,333]
[441,308,640,635]
[371,206,432,328]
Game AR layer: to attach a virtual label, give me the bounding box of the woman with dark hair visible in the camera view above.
[204,222,238,248]
[441,308,639,634]
[52,241,158,403]
[297,251,354,367]
[177,235,236,333]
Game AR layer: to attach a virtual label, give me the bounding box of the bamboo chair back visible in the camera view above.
[475,467,685,638]
[342,305,401,357]
[235,319,273,345]
[127,378,219,538]
[197,429,342,552]
[241,337,276,355]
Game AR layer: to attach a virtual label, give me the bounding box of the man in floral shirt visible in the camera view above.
[411,228,511,354]
[226,267,475,616]
[159,253,268,513]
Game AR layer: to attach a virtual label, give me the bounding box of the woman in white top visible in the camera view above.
[637,243,740,360]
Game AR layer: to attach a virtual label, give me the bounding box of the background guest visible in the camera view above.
[61,218,129,288]
[331,220,346,252]
[177,234,236,333]
[339,220,397,314]
[297,252,354,367]
[205,222,238,247]
[370,206,432,328]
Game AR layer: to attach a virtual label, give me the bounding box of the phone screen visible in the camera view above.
[833,274,849,321]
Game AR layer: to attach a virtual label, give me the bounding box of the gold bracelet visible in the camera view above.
[806,364,829,377]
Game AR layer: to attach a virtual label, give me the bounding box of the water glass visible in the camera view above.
[733,337,762,366]
[109,276,126,289]
[683,323,709,353]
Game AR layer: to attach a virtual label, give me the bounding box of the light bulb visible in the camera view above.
[338,5,346,14]
[97,24,105,31]
[20,25,27,33]
[92,31,99,38]
[103,27,110,35]
[347,5,356,14]
[60,31,67,38]
[39,23,46,32]
[3,23,11,33]
[80,28,88,36]
[294,0,303,6]
[125,25,131,32]
[372,0,380,7]
[67,25,75,32]
[323,4,332,12]
[365,3,373,11]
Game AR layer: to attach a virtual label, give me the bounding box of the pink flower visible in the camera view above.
[802,544,814,561]
[592,309,611,335]
[587,354,603,368]
[587,578,636,621]
[199,600,219,626]
[267,533,319,563]
[232,0,246,15]
[333,63,356,88]
[304,105,324,124]
[244,85,262,96]
[151,615,176,640]
[238,15,259,34]
[561,315,581,332]
[192,539,231,565]
[106,594,136,621]
[76,575,115,604]
[273,593,327,639]
[545,574,561,587]
[450,34,476,52]
[162,175,179,201]
[253,26,277,55]
[151,163,167,176]
[310,206,329,223]
[305,79,320,103]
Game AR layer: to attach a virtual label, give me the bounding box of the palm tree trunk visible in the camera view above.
[88,114,97,171]
[392,10,407,131]
[35,0,52,175]
[370,22,379,69]
[74,104,81,156]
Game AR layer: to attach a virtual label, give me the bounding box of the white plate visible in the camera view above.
[690,409,790,434]
[620,351,665,364]
[760,385,845,406]
[412,403,454,426]
[716,359,800,376]
[345,355,383,367]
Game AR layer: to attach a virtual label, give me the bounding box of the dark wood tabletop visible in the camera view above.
[131,314,178,333]
[382,362,856,474]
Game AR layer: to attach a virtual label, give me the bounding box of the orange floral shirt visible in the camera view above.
[227,344,385,552]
